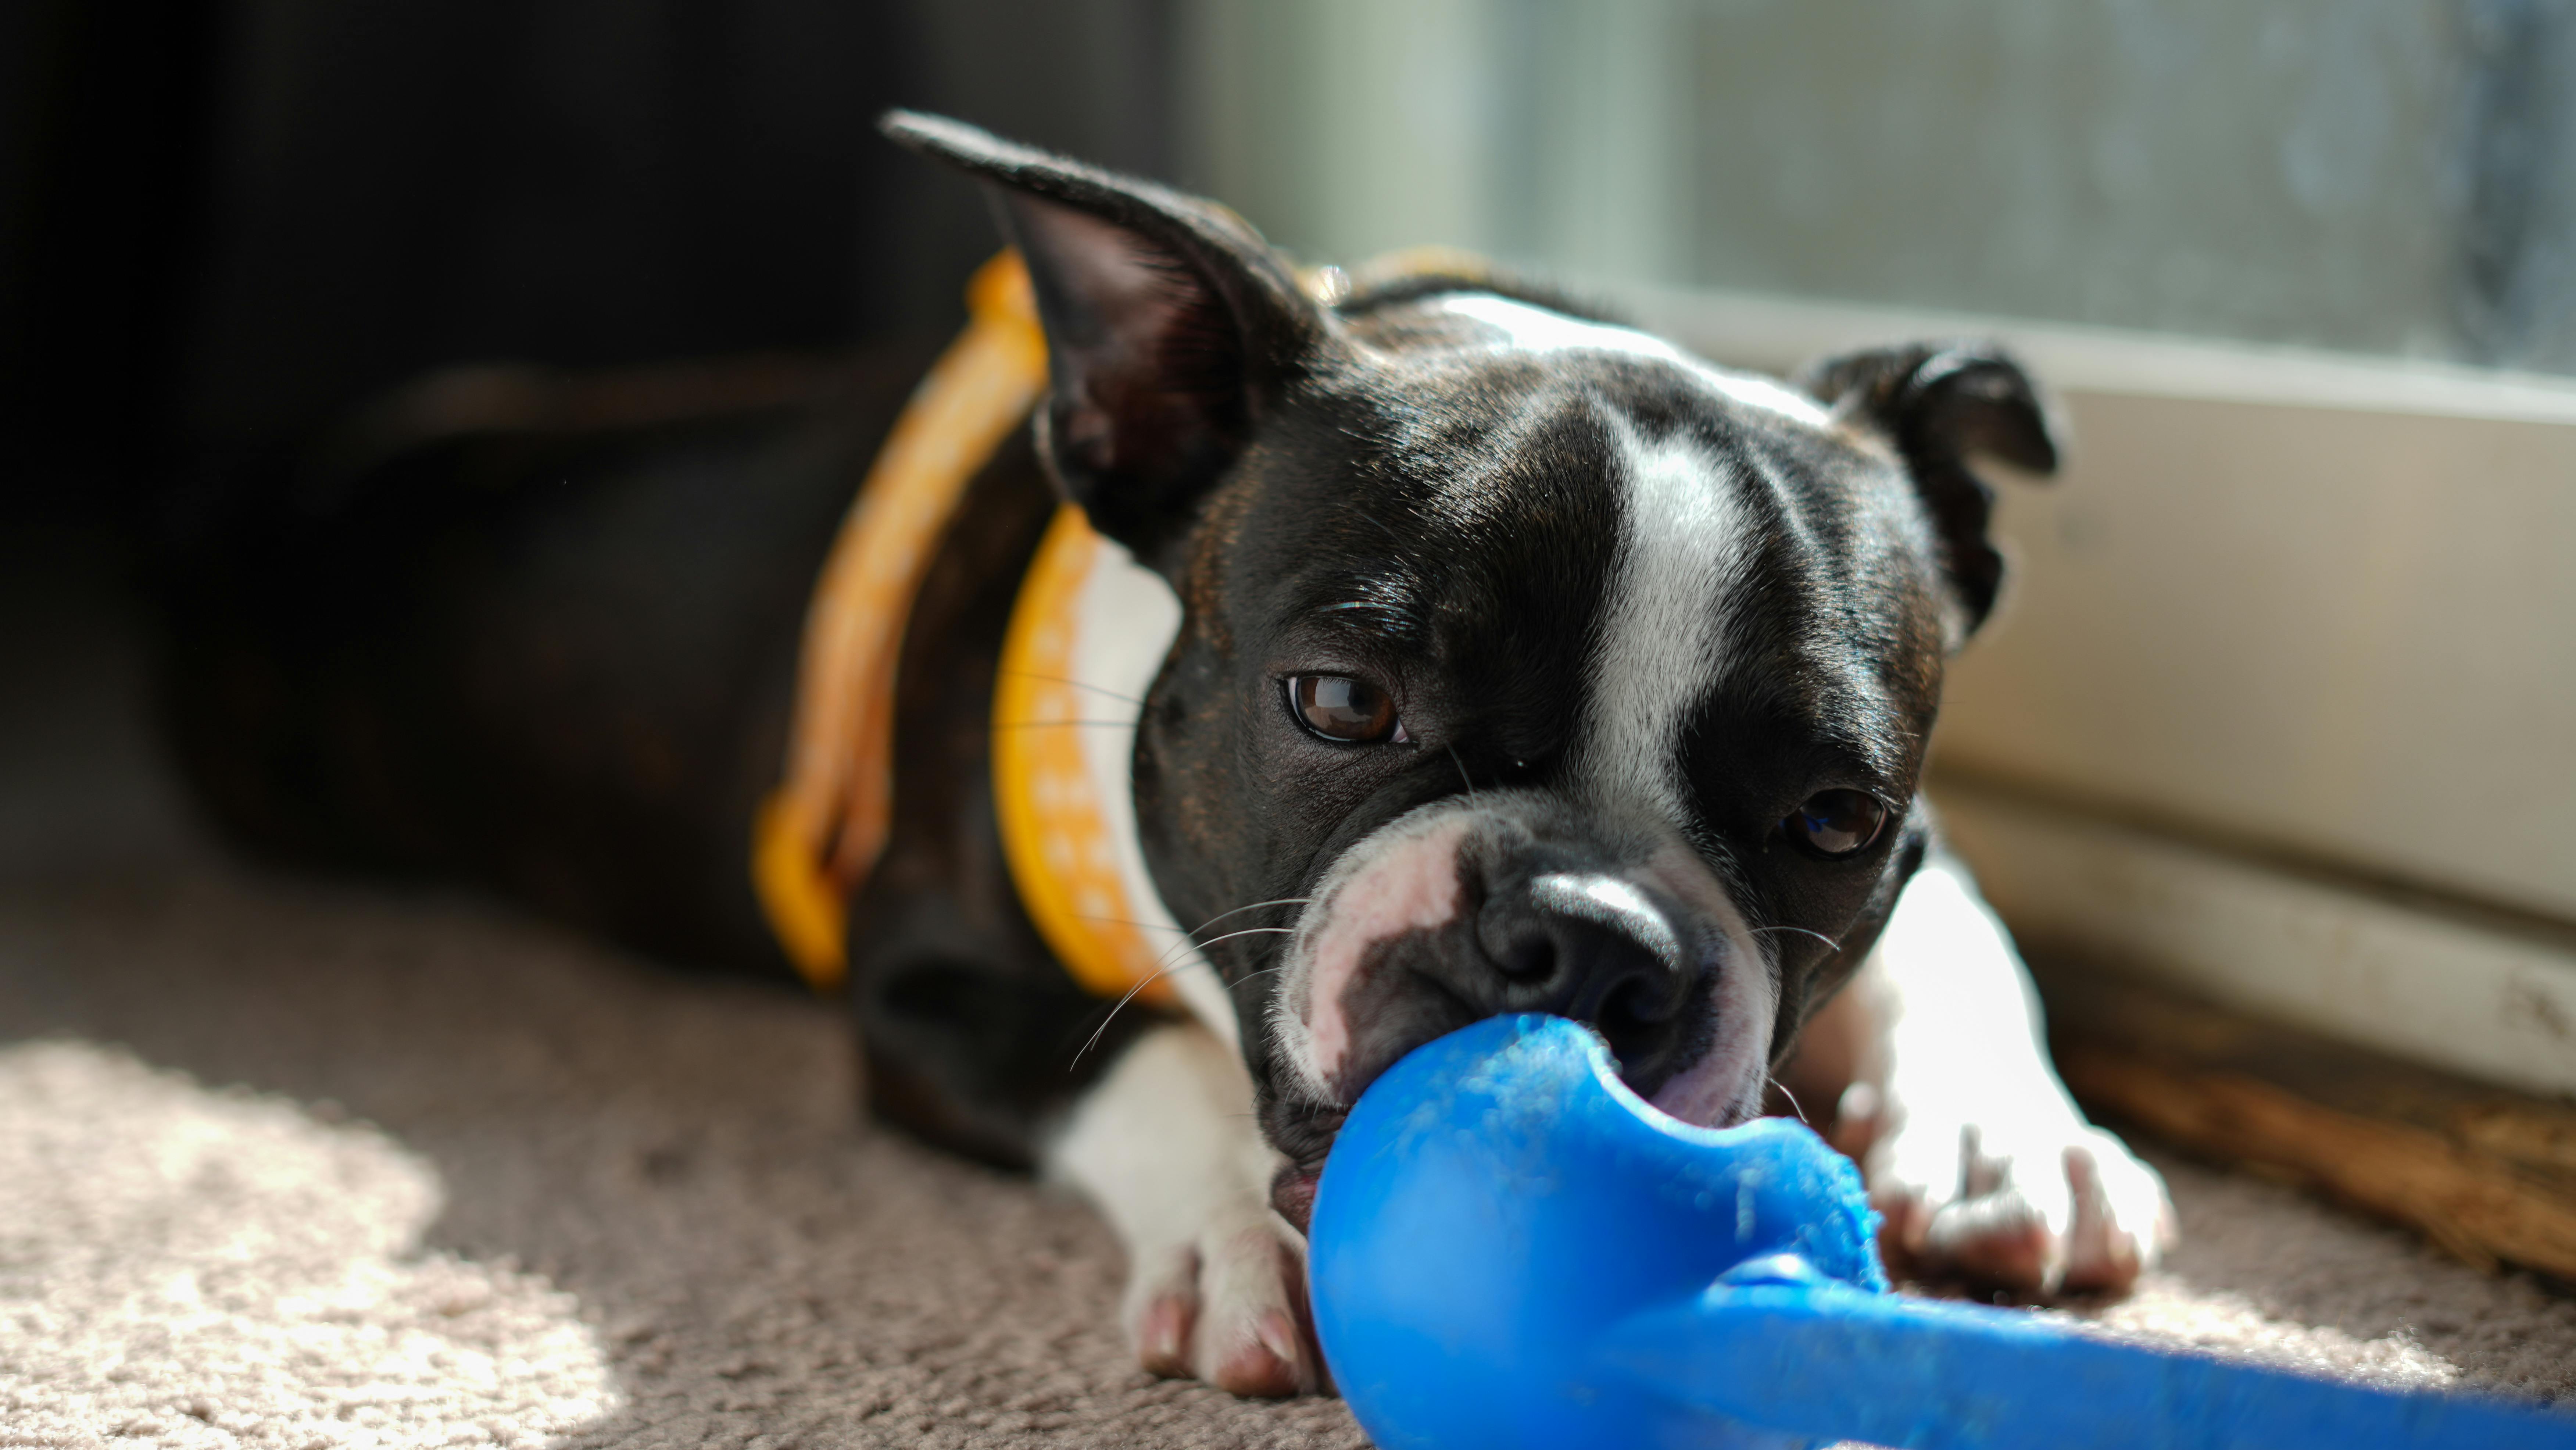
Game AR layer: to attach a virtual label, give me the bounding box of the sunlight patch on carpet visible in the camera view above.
[0,1040,615,1448]
[2088,1272,2458,1388]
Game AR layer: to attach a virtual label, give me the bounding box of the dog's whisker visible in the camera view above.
[1749,924,1842,953]
[1768,1074,1810,1126]
[1069,929,1298,1071]
[1160,925,1292,965]
[1444,742,1480,803]
[1070,967,1192,1069]
[997,669,1145,708]
[1148,921,1291,989]
[1181,896,1314,944]
[1069,947,1242,1067]
[1071,906,1311,946]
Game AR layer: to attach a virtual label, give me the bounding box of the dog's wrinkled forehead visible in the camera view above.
[1238,290,1930,807]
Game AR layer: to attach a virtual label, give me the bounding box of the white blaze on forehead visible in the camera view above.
[1437,293,1829,424]
[1584,418,1757,818]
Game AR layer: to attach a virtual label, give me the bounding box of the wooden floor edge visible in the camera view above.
[2057,1040,2576,1283]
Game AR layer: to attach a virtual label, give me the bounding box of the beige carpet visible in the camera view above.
[3,532,2572,1447]
[6,866,2575,1449]
[0,868,1374,1449]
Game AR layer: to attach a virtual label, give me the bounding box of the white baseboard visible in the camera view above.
[1933,779,2576,1100]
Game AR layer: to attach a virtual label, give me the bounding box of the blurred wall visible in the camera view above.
[1183,0,2576,376]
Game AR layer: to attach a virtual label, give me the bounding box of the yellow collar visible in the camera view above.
[752,252,1177,1008]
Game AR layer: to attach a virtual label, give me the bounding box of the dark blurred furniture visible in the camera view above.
[1,0,1174,973]
[1,0,1173,522]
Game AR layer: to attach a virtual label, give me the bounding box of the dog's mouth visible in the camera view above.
[1262,1025,1773,1238]
[1258,811,1781,1236]
[1270,1160,1326,1235]
[1262,1101,1347,1235]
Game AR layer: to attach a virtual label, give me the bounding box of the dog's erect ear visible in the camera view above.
[1796,343,2060,640]
[883,111,1331,568]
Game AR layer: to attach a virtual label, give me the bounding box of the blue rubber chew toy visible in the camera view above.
[1307,1014,2576,1450]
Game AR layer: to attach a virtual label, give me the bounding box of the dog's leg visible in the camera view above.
[1814,853,2175,1294]
[1047,1021,1320,1397]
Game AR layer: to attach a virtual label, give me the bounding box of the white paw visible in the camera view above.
[1123,1201,1322,1397]
[1853,1089,2176,1295]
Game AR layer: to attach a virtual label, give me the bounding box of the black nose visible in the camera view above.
[1476,869,1696,1050]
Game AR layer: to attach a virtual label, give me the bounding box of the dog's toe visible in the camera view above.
[2057,1132,2176,1292]
[1915,1185,2057,1292]
[1123,1213,1321,1396]
[1130,1262,1198,1378]
[1868,1115,2172,1297]
[1209,1305,1308,1398]
[1196,1221,1316,1397]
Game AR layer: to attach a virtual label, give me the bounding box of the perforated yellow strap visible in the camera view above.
[754,253,1048,990]
[753,252,1176,1009]
[989,507,1178,1008]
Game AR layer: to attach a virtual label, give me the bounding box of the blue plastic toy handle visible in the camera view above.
[1603,1271,2576,1450]
[1308,1014,2576,1450]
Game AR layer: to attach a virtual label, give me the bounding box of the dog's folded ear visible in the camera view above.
[883,111,1332,570]
[1796,343,2060,641]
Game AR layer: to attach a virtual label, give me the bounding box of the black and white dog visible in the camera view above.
[880,115,2172,1396]
[159,114,2172,1400]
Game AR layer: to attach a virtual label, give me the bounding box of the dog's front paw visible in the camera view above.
[1856,1093,2175,1296]
[1123,1202,1322,1397]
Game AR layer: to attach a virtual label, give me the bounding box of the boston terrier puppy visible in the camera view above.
[872,115,2173,1396]
[155,114,2173,1401]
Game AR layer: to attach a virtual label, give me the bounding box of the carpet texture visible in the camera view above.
[6,865,2575,1449]
[3,535,2572,1446]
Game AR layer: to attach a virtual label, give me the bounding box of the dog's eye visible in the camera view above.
[1287,675,1406,744]
[1783,790,1889,859]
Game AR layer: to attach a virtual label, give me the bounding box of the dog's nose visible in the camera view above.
[1476,870,1695,1044]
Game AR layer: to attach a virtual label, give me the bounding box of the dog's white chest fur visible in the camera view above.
[1059,537,1239,1048]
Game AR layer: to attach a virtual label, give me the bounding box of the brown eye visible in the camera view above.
[1783,789,1889,859]
[1288,675,1406,744]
